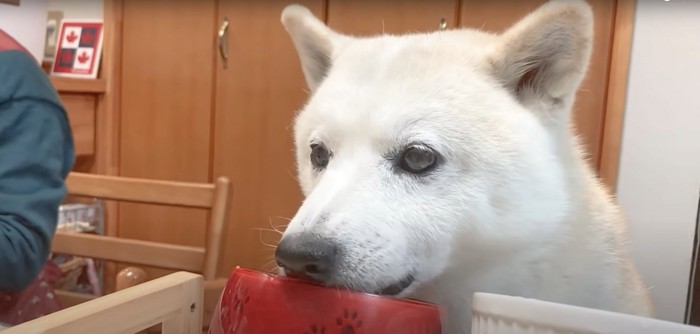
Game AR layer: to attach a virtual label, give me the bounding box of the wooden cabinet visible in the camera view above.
[51,77,106,162]
[213,0,324,272]
[118,0,215,253]
[328,0,458,33]
[107,0,633,276]
[51,77,105,171]
[115,0,321,276]
[61,93,96,156]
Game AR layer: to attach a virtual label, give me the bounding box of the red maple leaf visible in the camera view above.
[66,30,78,43]
[77,51,90,64]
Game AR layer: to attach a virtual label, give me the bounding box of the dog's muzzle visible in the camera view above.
[275,233,416,296]
[275,233,339,283]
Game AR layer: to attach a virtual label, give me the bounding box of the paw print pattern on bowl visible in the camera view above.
[336,309,362,334]
[304,324,326,334]
[220,278,251,333]
[230,285,250,331]
[219,283,235,329]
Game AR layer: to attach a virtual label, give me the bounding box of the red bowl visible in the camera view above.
[208,267,442,334]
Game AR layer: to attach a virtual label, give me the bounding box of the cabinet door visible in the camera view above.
[328,0,459,34]
[214,0,325,273]
[460,0,617,169]
[118,0,217,276]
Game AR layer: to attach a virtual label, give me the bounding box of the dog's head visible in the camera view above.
[276,1,593,297]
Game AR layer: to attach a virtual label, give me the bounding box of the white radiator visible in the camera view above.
[471,293,700,334]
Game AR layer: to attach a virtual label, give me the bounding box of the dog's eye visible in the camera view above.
[400,145,437,174]
[310,143,331,170]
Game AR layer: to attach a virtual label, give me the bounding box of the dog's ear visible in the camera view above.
[488,0,593,113]
[282,5,342,92]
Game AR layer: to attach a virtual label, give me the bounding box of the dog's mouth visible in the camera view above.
[280,268,415,296]
[376,274,415,296]
[280,270,416,296]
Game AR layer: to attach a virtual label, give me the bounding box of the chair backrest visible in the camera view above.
[3,272,203,334]
[52,172,231,280]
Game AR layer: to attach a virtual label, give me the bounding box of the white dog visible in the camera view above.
[274,1,653,332]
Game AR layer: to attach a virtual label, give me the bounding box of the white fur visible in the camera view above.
[279,1,652,332]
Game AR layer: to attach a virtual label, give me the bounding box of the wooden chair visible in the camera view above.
[51,172,231,326]
[3,272,203,334]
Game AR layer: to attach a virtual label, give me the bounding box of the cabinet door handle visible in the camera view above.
[439,17,447,31]
[218,17,230,68]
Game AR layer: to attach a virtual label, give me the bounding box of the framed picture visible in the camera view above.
[51,20,104,79]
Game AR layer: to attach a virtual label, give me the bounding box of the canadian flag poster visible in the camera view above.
[51,20,104,79]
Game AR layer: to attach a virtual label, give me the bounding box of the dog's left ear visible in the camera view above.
[489,0,593,113]
[282,5,345,92]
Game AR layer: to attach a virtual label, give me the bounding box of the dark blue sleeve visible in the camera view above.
[0,51,74,291]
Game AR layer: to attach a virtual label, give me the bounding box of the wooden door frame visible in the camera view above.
[598,0,637,193]
[99,0,124,293]
[98,0,123,181]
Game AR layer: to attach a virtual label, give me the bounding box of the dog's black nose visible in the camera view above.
[275,234,339,283]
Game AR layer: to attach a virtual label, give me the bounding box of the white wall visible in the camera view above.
[617,0,700,324]
[0,0,49,62]
[0,0,102,62]
[47,0,103,20]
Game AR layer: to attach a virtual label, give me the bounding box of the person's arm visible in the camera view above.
[0,51,74,291]
[0,106,70,290]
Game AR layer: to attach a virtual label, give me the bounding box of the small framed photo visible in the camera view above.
[44,11,64,61]
[51,20,104,79]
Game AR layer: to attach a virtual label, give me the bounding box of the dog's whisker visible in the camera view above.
[266,217,291,236]
[254,228,281,249]
[259,240,278,249]
[252,227,280,233]
[260,259,278,273]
